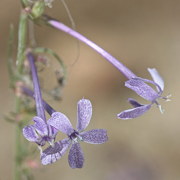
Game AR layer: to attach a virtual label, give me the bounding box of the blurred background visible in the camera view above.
[0,0,180,179]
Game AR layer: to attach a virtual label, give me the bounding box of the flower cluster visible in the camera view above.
[22,18,169,169]
[41,99,108,168]
[22,52,108,168]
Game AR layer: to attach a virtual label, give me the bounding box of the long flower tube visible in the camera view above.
[27,52,46,121]
[46,18,168,119]
[46,17,136,80]
[22,52,58,146]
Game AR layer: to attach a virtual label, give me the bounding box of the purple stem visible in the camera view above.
[22,87,56,115]
[48,19,137,79]
[27,52,46,121]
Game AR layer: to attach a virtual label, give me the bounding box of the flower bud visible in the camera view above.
[31,1,45,19]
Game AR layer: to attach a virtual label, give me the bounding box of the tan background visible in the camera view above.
[0,0,180,179]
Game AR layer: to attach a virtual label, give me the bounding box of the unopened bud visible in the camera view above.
[31,1,45,19]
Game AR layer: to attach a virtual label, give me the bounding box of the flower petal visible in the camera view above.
[48,112,74,135]
[117,104,151,120]
[148,68,164,91]
[128,98,143,107]
[41,138,70,165]
[125,79,158,101]
[68,143,84,168]
[47,119,59,138]
[80,129,108,144]
[22,125,38,142]
[77,99,92,132]
[33,116,48,136]
[48,125,58,139]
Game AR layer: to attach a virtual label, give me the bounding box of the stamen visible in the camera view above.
[165,94,172,101]
[161,94,171,102]
[157,104,164,114]
[154,100,164,114]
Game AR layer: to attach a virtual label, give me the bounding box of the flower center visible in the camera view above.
[69,131,80,143]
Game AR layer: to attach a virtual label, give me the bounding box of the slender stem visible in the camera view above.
[16,10,28,73]
[7,24,15,87]
[14,9,28,180]
[48,19,137,79]
[14,98,22,180]
[28,20,37,48]
[27,52,46,121]
[22,87,56,115]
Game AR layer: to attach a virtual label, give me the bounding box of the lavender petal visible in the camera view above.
[48,124,58,139]
[68,143,84,168]
[33,116,48,136]
[148,68,164,91]
[48,112,74,135]
[80,129,108,144]
[22,125,38,142]
[77,99,92,132]
[128,98,143,107]
[125,79,158,101]
[117,104,151,120]
[41,138,70,165]
[47,118,59,138]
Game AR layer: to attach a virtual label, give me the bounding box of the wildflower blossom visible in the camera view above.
[41,99,108,168]
[117,68,169,119]
[46,18,169,118]
[22,52,57,148]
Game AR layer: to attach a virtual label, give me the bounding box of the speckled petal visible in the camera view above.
[125,79,158,101]
[41,138,70,165]
[80,129,108,144]
[47,118,58,138]
[48,112,74,135]
[48,125,58,139]
[22,125,38,142]
[68,143,84,168]
[33,116,48,136]
[128,98,143,107]
[148,68,164,91]
[117,104,151,120]
[77,99,92,132]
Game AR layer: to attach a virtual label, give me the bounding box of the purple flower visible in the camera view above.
[117,68,169,119]
[41,99,108,168]
[23,117,57,146]
[22,52,58,147]
[46,19,169,119]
